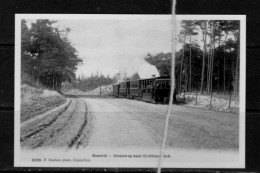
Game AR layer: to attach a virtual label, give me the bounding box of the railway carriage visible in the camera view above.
[129,80,140,99]
[139,76,170,103]
[139,78,155,103]
[153,78,171,103]
[113,76,171,104]
[119,81,127,97]
[119,81,130,98]
[112,84,120,97]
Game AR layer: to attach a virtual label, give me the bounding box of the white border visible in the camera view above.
[15,14,246,168]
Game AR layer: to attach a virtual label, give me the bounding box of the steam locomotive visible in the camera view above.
[112,76,171,103]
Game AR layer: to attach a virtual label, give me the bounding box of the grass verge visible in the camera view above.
[21,84,66,122]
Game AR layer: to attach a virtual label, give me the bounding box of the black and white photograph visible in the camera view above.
[15,14,245,168]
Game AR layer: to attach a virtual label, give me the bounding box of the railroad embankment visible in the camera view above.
[21,84,67,122]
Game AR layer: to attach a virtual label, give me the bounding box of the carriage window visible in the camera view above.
[120,83,126,88]
[162,81,166,88]
[131,81,138,88]
[156,81,161,89]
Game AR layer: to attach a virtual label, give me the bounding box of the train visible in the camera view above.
[112,76,171,104]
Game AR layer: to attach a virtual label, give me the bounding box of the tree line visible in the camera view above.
[145,20,240,96]
[21,19,82,90]
[62,72,115,92]
[62,71,141,92]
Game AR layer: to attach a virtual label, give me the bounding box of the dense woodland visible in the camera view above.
[145,20,240,96]
[65,72,141,92]
[21,19,82,90]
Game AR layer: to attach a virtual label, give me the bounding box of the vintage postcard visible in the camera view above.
[15,14,246,168]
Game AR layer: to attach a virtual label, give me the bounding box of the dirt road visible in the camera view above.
[21,95,239,150]
[84,97,158,149]
[21,97,91,149]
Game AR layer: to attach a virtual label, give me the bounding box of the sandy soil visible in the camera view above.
[82,97,158,149]
[82,97,238,150]
[178,93,239,114]
[21,96,239,151]
[21,98,90,149]
[20,95,240,164]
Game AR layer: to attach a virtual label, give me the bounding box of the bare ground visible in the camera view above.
[178,93,239,114]
[21,95,238,151]
[83,96,238,150]
[21,98,92,149]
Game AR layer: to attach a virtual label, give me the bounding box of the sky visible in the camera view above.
[56,19,184,78]
[25,16,239,79]
[25,18,194,79]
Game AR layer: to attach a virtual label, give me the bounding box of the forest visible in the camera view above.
[145,20,240,96]
[21,19,240,98]
[21,19,82,90]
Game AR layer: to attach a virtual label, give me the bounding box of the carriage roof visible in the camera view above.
[113,76,170,86]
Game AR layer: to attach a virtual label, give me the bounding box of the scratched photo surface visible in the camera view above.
[14,14,245,168]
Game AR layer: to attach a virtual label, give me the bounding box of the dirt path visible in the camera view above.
[82,97,159,149]
[20,95,240,164]
[21,98,91,149]
[82,96,239,150]
[21,95,238,151]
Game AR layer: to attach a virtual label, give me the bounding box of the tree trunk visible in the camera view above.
[217,33,221,93]
[189,34,192,94]
[211,33,215,94]
[210,22,215,94]
[235,42,240,96]
[52,74,55,90]
[179,42,185,94]
[185,69,188,92]
[207,32,213,95]
[232,63,235,93]
[200,21,207,94]
[234,32,240,96]
[218,60,220,93]
[223,33,227,94]
[207,49,210,94]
